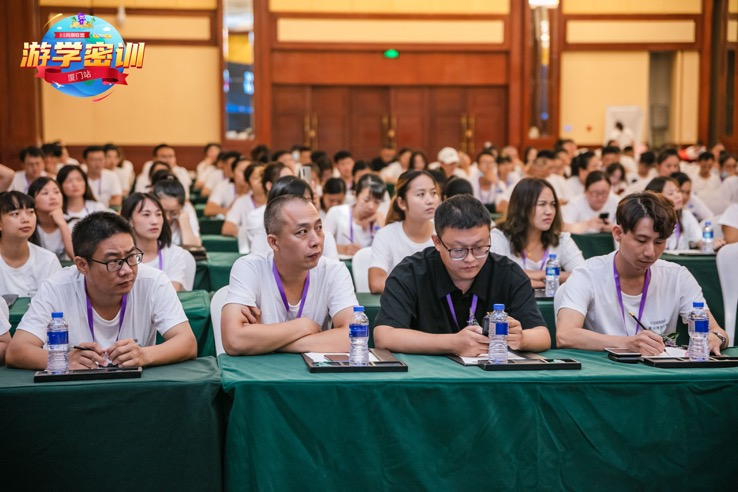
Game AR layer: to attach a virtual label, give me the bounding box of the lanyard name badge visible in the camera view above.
[272,261,310,321]
[612,254,651,336]
[521,248,548,271]
[156,246,163,270]
[348,206,374,244]
[84,279,128,343]
[446,293,478,332]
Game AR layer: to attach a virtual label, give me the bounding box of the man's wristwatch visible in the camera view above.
[711,331,728,349]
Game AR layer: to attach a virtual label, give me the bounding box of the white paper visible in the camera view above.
[304,352,379,363]
[650,347,688,358]
[459,351,526,366]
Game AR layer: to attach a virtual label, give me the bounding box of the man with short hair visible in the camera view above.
[373,195,550,356]
[601,145,621,168]
[272,150,298,174]
[656,148,681,177]
[9,146,46,193]
[690,151,721,197]
[139,144,192,195]
[555,192,729,355]
[41,142,63,176]
[333,150,355,191]
[6,212,197,370]
[83,145,122,207]
[221,195,357,355]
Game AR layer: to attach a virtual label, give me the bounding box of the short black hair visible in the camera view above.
[351,160,369,177]
[602,146,620,156]
[264,194,314,236]
[322,177,346,195]
[243,162,264,184]
[0,191,40,245]
[585,170,609,190]
[657,148,679,164]
[28,176,60,199]
[230,156,249,173]
[334,150,352,162]
[20,146,44,162]
[670,171,691,187]
[434,194,490,236]
[261,162,288,193]
[203,142,221,154]
[83,145,105,159]
[697,151,714,162]
[616,192,677,240]
[442,176,473,200]
[639,151,656,166]
[41,143,62,158]
[354,173,386,201]
[148,161,171,180]
[153,175,186,206]
[271,150,290,162]
[267,176,314,203]
[120,192,172,248]
[536,149,556,160]
[72,211,134,259]
[152,144,174,157]
[251,144,270,162]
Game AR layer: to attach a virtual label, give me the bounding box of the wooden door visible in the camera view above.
[310,87,350,156]
[271,86,309,151]
[428,88,467,158]
[391,88,428,153]
[350,88,390,161]
[467,87,507,157]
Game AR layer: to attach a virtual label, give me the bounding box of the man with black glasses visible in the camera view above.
[373,195,550,356]
[7,212,196,370]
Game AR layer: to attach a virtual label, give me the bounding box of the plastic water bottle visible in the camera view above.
[488,304,509,364]
[47,312,69,374]
[687,302,710,361]
[701,221,714,254]
[349,306,369,366]
[544,254,561,297]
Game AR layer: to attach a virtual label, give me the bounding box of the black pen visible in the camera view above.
[73,345,94,351]
[628,312,672,347]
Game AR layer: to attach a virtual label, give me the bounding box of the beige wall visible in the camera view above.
[563,0,701,14]
[560,51,650,144]
[670,51,700,144]
[270,0,509,14]
[40,0,216,8]
[42,46,220,145]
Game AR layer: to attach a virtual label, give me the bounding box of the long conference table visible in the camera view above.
[219,348,738,490]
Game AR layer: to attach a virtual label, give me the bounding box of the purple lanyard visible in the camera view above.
[674,222,681,247]
[272,261,310,320]
[250,194,256,208]
[157,246,163,270]
[97,177,102,197]
[348,206,374,243]
[612,253,650,336]
[85,279,128,343]
[521,248,548,271]
[446,293,478,331]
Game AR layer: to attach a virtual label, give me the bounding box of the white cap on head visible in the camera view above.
[437,147,460,165]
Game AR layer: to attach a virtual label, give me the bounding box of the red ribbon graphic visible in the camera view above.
[35,66,128,86]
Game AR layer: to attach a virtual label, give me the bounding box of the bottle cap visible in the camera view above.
[493,303,505,311]
[549,254,557,259]
[693,302,704,308]
[705,221,711,226]
[51,312,64,318]
[353,306,365,312]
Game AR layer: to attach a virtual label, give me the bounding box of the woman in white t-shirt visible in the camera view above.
[28,176,74,260]
[719,203,738,244]
[194,143,222,191]
[204,157,251,218]
[369,170,441,294]
[645,176,725,252]
[379,147,412,184]
[562,170,619,234]
[222,163,266,245]
[325,174,386,257]
[152,173,201,247]
[103,143,134,197]
[492,178,585,290]
[57,165,107,227]
[121,192,190,291]
[0,191,62,296]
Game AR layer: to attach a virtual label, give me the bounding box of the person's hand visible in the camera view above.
[506,316,524,350]
[626,331,665,356]
[177,210,190,226]
[69,342,105,369]
[296,317,322,336]
[241,305,262,324]
[525,270,545,289]
[712,238,726,252]
[49,208,67,227]
[452,325,490,357]
[709,332,723,356]
[107,338,147,368]
[339,243,362,256]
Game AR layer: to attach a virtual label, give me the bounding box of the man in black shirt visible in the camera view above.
[374,195,550,357]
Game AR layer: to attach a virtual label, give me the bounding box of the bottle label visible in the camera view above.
[494,322,508,336]
[694,319,709,333]
[349,323,368,338]
[546,266,560,276]
[48,330,68,345]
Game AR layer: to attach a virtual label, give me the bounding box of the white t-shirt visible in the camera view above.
[64,200,108,225]
[171,202,201,246]
[224,251,358,331]
[225,193,257,254]
[719,176,738,204]
[546,174,571,202]
[666,209,701,251]
[562,193,619,230]
[379,162,404,183]
[690,172,721,197]
[114,163,134,196]
[196,160,216,181]
[204,169,225,192]
[0,243,62,296]
[137,162,192,199]
[369,221,434,274]
[324,204,376,248]
[565,176,584,199]
[37,227,68,260]
[554,251,705,337]
[684,194,714,222]
[207,180,237,209]
[0,296,9,336]
[490,229,585,272]
[143,244,190,289]
[245,204,338,259]
[17,264,187,348]
[718,204,738,232]
[9,171,46,193]
[87,169,122,207]
[469,172,507,205]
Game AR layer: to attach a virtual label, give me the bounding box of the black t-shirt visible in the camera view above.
[374,247,546,333]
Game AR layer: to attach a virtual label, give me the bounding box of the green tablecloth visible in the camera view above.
[199,217,225,235]
[219,349,738,490]
[202,234,239,253]
[1,357,223,490]
[9,291,215,358]
[571,232,615,259]
[340,258,353,278]
[661,254,723,331]
[195,252,243,292]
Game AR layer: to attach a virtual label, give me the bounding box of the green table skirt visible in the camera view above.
[199,217,225,236]
[571,232,615,259]
[195,252,243,292]
[201,234,239,253]
[9,291,215,358]
[661,253,724,332]
[219,349,738,490]
[0,357,223,490]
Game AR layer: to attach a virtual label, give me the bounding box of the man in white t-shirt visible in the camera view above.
[221,195,357,355]
[555,192,728,355]
[82,145,122,207]
[6,212,197,370]
[9,146,46,193]
[139,144,193,198]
